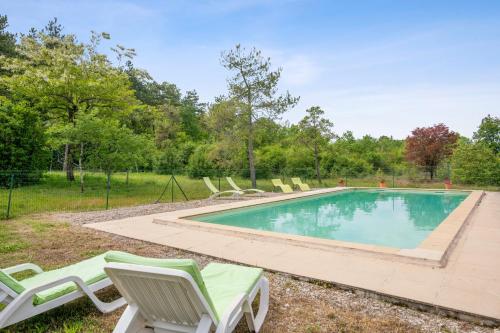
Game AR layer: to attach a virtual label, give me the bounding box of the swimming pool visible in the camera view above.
[191,189,469,249]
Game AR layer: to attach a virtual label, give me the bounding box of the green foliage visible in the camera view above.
[0,99,48,185]
[451,140,500,186]
[254,145,287,177]
[0,29,138,180]
[156,141,196,173]
[67,114,152,174]
[186,144,218,178]
[1,31,137,120]
[0,14,16,59]
[296,106,335,182]
[473,114,500,154]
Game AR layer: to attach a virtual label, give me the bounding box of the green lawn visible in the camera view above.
[0,171,497,219]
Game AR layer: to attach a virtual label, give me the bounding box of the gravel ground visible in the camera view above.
[46,198,497,333]
[50,192,281,225]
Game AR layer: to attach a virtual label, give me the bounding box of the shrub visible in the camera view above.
[254,145,287,178]
[186,144,218,178]
[0,99,48,186]
[451,141,500,186]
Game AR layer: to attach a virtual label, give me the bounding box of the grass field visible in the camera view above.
[0,171,498,219]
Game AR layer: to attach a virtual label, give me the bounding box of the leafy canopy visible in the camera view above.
[0,31,137,124]
[473,114,500,154]
[297,106,335,149]
[221,44,299,122]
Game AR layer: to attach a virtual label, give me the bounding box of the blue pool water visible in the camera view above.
[191,189,468,249]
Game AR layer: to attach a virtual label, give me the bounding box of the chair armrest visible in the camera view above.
[19,275,87,296]
[17,275,125,313]
[3,263,44,275]
[216,292,247,333]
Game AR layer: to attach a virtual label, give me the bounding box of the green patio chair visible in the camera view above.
[291,177,311,191]
[0,252,126,329]
[226,177,264,196]
[104,251,269,333]
[271,179,293,193]
[203,177,243,199]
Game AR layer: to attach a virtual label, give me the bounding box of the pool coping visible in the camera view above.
[152,187,485,267]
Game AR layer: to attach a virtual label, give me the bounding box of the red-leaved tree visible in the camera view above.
[405,124,458,180]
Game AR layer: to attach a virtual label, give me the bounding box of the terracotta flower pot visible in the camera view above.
[444,182,452,190]
[379,181,387,188]
[338,180,345,187]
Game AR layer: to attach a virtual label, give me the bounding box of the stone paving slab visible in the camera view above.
[85,191,500,324]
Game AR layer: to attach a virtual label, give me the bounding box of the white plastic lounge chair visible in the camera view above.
[0,252,126,329]
[203,177,243,199]
[271,179,293,193]
[291,177,311,191]
[103,251,269,333]
[226,177,264,196]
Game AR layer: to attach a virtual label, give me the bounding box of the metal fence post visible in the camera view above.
[171,173,174,203]
[6,173,14,219]
[105,173,111,210]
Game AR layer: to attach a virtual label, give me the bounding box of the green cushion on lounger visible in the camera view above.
[201,263,263,320]
[104,251,219,319]
[18,252,111,305]
[0,270,25,294]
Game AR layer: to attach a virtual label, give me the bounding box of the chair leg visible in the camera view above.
[195,314,213,333]
[245,278,269,333]
[113,304,146,333]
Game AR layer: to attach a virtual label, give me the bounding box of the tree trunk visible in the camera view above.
[314,144,322,184]
[248,134,257,188]
[64,107,77,181]
[63,144,75,181]
[247,112,257,188]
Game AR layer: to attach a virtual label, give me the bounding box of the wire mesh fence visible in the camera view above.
[0,165,478,220]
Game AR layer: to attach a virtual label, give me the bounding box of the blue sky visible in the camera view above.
[3,0,500,138]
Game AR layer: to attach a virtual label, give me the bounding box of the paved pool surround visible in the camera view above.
[85,188,500,325]
[154,188,483,267]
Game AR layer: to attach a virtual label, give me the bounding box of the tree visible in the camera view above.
[0,14,17,96]
[180,90,206,141]
[405,124,458,180]
[0,31,137,180]
[0,14,15,59]
[451,139,500,186]
[0,98,48,185]
[221,44,299,187]
[70,114,151,176]
[297,106,334,183]
[43,17,64,39]
[473,115,500,154]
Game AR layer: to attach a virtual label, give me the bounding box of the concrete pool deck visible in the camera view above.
[84,190,500,325]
